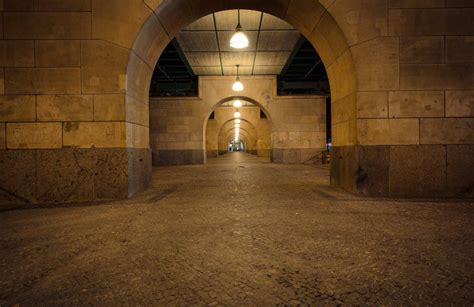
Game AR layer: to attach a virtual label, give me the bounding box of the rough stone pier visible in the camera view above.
[1,153,472,305]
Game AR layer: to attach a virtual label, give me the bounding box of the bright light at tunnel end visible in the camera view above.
[233,100,242,108]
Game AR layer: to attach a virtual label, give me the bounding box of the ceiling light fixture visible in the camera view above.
[232,65,244,92]
[235,123,240,128]
[234,111,241,118]
[230,10,249,49]
[233,100,242,108]
[235,119,241,124]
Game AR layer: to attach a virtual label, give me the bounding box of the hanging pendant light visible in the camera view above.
[232,65,244,92]
[230,10,249,49]
[235,119,241,124]
[233,100,242,108]
[234,110,241,118]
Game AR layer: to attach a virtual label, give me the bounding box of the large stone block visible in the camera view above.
[37,95,93,121]
[330,145,358,193]
[92,0,155,49]
[389,91,445,118]
[7,122,62,149]
[389,8,474,36]
[94,94,126,121]
[81,40,129,94]
[126,123,149,149]
[356,145,390,197]
[389,0,445,8]
[400,64,474,90]
[35,40,81,67]
[5,68,81,94]
[127,148,152,196]
[446,0,474,7]
[447,145,474,197]
[309,11,348,66]
[0,150,36,202]
[420,118,474,144]
[446,91,474,117]
[131,12,170,68]
[389,145,447,197]
[125,52,153,103]
[400,36,445,64]
[0,95,36,122]
[286,0,325,37]
[0,123,5,149]
[34,0,91,11]
[126,96,149,126]
[0,148,148,204]
[63,122,126,148]
[328,0,387,46]
[352,37,399,90]
[0,40,34,67]
[358,118,419,145]
[446,36,474,63]
[153,0,194,38]
[4,12,91,39]
[357,91,388,119]
[3,0,34,11]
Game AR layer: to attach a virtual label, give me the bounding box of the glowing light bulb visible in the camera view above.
[235,119,241,124]
[234,111,241,118]
[235,124,240,128]
[230,30,249,49]
[233,100,242,108]
[232,78,244,92]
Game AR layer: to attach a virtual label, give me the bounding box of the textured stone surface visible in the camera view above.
[351,37,399,91]
[356,146,390,197]
[4,12,91,39]
[81,40,128,94]
[34,0,92,11]
[153,149,205,166]
[5,68,81,95]
[400,36,445,63]
[93,94,126,121]
[127,148,152,197]
[0,148,150,204]
[447,145,474,197]
[0,95,36,122]
[389,91,445,118]
[358,118,419,145]
[446,90,474,117]
[400,64,474,90]
[37,95,93,121]
[389,145,447,197]
[357,91,388,119]
[7,123,62,149]
[3,153,472,305]
[35,40,81,67]
[63,122,126,148]
[0,40,34,67]
[420,118,474,144]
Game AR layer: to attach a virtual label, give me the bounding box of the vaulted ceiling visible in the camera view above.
[150,10,329,97]
[176,10,301,76]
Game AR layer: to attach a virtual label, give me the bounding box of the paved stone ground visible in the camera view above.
[0,152,473,305]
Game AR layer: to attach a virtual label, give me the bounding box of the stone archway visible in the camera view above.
[128,0,356,195]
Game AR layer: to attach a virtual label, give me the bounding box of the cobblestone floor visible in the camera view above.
[1,152,473,305]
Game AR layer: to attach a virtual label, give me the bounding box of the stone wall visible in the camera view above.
[0,0,472,202]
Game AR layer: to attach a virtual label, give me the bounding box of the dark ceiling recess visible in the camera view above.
[149,39,198,97]
[277,36,329,96]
